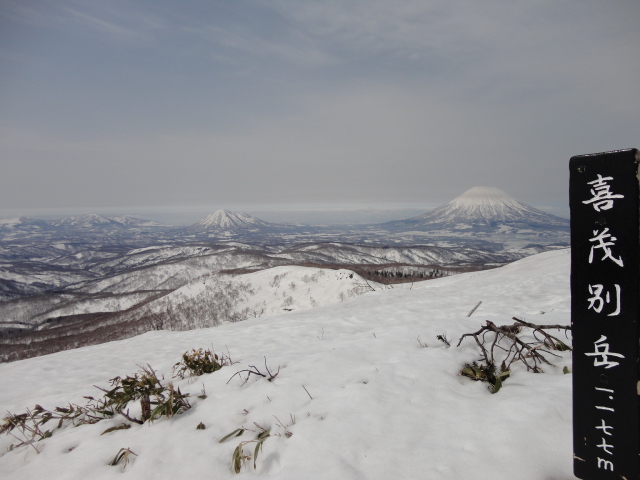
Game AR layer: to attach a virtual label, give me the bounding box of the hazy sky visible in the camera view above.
[1,0,638,221]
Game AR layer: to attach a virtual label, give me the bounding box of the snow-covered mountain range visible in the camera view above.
[0,186,570,360]
[0,186,569,248]
[52,214,167,229]
[0,214,166,235]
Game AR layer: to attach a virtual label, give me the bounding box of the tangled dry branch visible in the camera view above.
[227,357,280,386]
[457,317,571,374]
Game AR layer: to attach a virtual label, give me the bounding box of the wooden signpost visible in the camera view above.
[570,148,640,479]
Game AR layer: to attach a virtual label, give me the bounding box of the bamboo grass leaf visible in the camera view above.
[101,424,131,436]
[492,377,503,394]
[220,428,245,443]
[232,444,243,473]
[254,441,262,469]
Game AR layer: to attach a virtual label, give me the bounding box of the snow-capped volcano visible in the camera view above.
[414,186,569,227]
[187,209,271,234]
[381,186,569,247]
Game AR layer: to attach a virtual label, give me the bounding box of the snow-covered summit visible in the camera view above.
[187,209,271,233]
[413,186,569,227]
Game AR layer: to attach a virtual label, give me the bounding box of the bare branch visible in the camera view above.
[457,319,572,375]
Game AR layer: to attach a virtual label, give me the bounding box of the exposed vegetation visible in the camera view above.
[220,416,294,474]
[0,403,103,452]
[1,345,294,473]
[436,333,451,347]
[92,364,191,424]
[109,447,137,468]
[227,357,280,386]
[457,317,571,393]
[460,362,511,394]
[172,347,233,379]
[231,428,271,473]
[0,347,230,451]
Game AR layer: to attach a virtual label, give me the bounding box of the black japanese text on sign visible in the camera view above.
[570,149,640,480]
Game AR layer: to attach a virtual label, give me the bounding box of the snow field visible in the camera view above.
[0,249,574,479]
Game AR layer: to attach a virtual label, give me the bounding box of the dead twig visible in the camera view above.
[511,317,572,350]
[273,415,293,437]
[457,319,572,375]
[227,357,280,386]
[301,385,313,400]
[467,301,482,317]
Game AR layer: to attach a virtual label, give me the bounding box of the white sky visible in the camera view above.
[1,0,638,221]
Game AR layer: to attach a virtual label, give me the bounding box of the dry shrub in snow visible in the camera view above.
[457,317,572,393]
[172,347,233,379]
[1,347,230,451]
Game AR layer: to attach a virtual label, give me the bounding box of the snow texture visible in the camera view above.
[0,250,573,479]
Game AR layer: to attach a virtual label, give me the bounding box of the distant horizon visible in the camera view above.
[0,199,570,226]
[0,203,447,226]
[2,1,637,221]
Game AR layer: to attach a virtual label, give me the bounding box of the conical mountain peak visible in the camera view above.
[411,186,568,228]
[187,209,269,233]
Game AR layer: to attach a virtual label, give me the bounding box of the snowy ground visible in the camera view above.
[0,249,574,479]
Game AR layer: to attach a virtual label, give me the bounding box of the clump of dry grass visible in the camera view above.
[0,403,103,452]
[220,425,271,473]
[172,347,233,379]
[0,346,231,450]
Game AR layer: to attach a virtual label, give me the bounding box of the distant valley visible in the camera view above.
[0,187,569,362]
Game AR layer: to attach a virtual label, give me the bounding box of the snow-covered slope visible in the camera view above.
[67,252,259,294]
[0,249,573,479]
[0,261,380,359]
[412,186,569,228]
[138,265,379,327]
